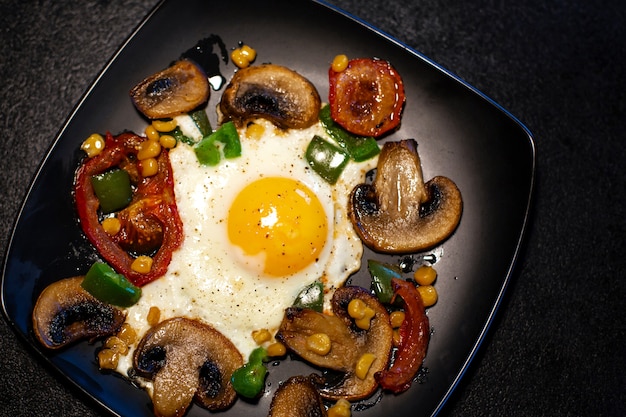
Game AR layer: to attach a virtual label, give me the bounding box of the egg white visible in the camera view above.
[116,118,378,378]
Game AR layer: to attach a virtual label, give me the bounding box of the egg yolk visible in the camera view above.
[228,177,328,277]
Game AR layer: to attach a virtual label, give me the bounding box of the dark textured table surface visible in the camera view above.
[1,0,624,416]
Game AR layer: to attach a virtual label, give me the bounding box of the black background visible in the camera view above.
[1,0,624,416]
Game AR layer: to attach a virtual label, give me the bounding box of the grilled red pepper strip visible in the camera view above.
[75,132,183,287]
[375,278,430,393]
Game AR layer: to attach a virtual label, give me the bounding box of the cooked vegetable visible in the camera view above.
[413,265,437,286]
[328,58,405,137]
[32,276,126,349]
[230,347,268,398]
[367,259,403,303]
[219,64,321,129]
[189,108,213,136]
[80,262,141,307]
[193,121,241,166]
[292,280,324,312]
[319,104,380,162]
[74,132,183,286]
[133,317,243,417]
[130,60,210,119]
[375,278,430,393]
[305,135,350,184]
[81,133,105,158]
[268,375,327,417]
[349,139,463,253]
[90,169,132,214]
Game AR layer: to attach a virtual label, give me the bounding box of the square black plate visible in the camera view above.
[1,0,534,416]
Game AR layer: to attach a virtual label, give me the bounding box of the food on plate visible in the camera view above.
[133,317,243,417]
[219,64,321,129]
[130,60,210,119]
[328,57,405,137]
[349,139,463,253]
[32,276,126,349]
[32,44,463,416]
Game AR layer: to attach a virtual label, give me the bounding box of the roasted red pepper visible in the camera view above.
[328,58,405,137]
[75,132,183,287]
[375,278,430,393]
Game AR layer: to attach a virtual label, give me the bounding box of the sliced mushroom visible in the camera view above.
[130,60,210,119]
[349,139,462,253]
[32,276,126,349]
[133,317,243,417]
[268,375,327,417]
[218,64,321,129]
[276,286,393,401]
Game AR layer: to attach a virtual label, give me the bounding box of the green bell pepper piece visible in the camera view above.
[305,135,350,184]
[367,259,403,304]
[81,262,141,307]
[90,169,132,214]
[319,104,380,162]
[292,280,324,312]
[231,347,268,398]
[194,121,241,166]
[189,108,213,137]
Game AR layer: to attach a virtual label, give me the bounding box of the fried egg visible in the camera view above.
[116,118,378,376]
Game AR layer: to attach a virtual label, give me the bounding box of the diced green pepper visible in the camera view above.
[194,121,241,166]
[231,347,268,398]
[305,135,350,184]
[90,169,132,214]
[81,262,142,307]
[292,280,324,312]
[189,108,212,137]
[367,259,403,304]
[170,126,195,146]
[319,104,380,162]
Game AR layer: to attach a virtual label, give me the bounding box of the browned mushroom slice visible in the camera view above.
[276,286,393,401]
[219,64,321,129]
[349,139,462,253]
[133,317,243,417]
[32,276,126,349]
[268,375,327,417]
[130,60,210,119]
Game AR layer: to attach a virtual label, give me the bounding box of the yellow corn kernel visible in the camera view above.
[231,44,257,68]
[117,323,137,346]
[152,119,177,132]
[140,157,159,177]
[104,336,129,355]
[101,217,121,235]
[417,285,438,307]
[267,342,287,357]
[252,328,272,345]
[331,54,349,72]
[348,299,375,330]
[159,134,177,149]
[137,139,161,160]
[355,352,376,380]
[414,265,437,286]
[81,133,105,158]
[392,328,401,346]
[97,348,119,370]
[327,399,351,417]
[145,124,160,141]
[240,44,257,61]
[147,306,161,326]
[306,333,331,355]
[131,255,153,274]
[246,122,265,140]
[390,310,405,329]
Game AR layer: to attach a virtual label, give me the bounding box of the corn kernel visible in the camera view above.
[101,217,121,235]
[246,122,265,140]
[131,255,153,274]
[104,336,129,355]
[417,285,438,307]
[159,134,177,149]
[140,157,159,177]
[355,352,376,380]
[137,139,161,160]
[147,306,161,326]
[392,328,401,346]
[328,399,351,417]
[331,54,349,72]
[390,310,405,328]
[306,333,331,355]
[145,124,160,141]
[117,323,137,346]
[97,348,119,370]
[231,44,257,68]
[414,265,437,286]
[267,342,287,357]
[240,44,257,61]
[252,328,272,345]
[152,119,177,132]
[81,133,105,158]
[348,299,375,330]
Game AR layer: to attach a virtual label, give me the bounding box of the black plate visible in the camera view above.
[1,0,534,416]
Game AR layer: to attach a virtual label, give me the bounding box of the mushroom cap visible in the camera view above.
[218,64,321,129]
[32,276,126,349]
[133,317,243,417]
[268,375,327,417]
[349,139,463,253]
